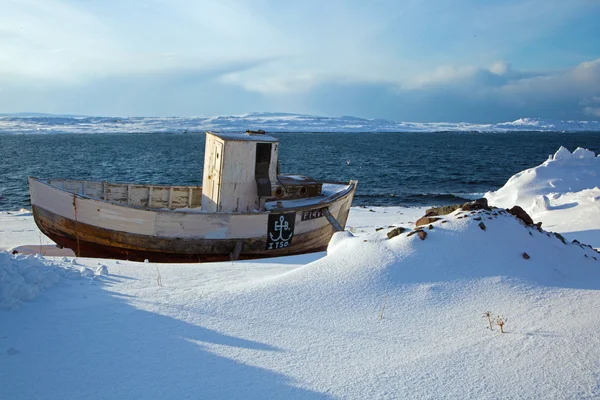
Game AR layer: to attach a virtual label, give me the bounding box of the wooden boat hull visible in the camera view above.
[29,178,356,263]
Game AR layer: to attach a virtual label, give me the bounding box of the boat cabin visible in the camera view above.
[201,130,280,213]
[201,130,324,213]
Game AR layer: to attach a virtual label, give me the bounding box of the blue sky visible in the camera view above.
[1,0,599,122]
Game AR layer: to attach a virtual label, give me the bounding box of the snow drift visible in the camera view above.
[0,251,100,310]
[486,147,600,247]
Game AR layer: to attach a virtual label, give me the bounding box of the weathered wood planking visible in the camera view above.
[201,132,279,213]
[46,179,202,209]
[29,177,355,263]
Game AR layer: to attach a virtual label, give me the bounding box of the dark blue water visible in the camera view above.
[1,132,600,210]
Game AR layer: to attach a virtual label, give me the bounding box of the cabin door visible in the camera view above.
[211,141,224,210]
[255,143,272,197]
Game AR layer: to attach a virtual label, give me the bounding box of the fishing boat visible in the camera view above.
[28,130,357,262]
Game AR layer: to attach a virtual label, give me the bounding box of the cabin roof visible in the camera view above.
[207,131,279,143]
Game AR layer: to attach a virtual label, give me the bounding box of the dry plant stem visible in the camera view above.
[484,311,493,330]
[156,266,162,287]
[496,316,505,333]
[378,295,389,320]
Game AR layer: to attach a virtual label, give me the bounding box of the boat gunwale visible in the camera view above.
[28,176,357,215]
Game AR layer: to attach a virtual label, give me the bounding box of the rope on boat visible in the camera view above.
[72,194,81,257]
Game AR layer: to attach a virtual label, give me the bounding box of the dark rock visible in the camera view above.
[507,206,534,225]
[473,217,482,221]
[478,222,487,231]
[375,227,384,231]
[387,227,406,239]
[406,229,423,238]
[461,198,490,211]
[534,222,542,231]
[428,224,433,230]
[554,232,567,245]
[415,215,442,227]
[441,220,448,224]
[418,230,427,240]
[572,239,580,245]
[425,204,461,216]
[522,252,530,260]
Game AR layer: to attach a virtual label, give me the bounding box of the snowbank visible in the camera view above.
[0,251,97,310]
[0,252,62,309]
[486,147,600,247]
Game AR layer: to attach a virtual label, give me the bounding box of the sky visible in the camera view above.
[1,0,599,122]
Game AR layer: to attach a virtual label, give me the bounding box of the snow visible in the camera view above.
[486,146,600,248]
[1,113,600,134]
[2,151,600,398]
[0,252,98,310]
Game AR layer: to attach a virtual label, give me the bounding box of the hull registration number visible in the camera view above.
[266,212,296,250]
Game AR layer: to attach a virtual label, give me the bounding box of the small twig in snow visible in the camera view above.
[378,295,389,320]
[484,311,494,331]
[495,316,506,333]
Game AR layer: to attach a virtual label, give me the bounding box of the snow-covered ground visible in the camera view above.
[2,149,600,399]
[1,113,600,134]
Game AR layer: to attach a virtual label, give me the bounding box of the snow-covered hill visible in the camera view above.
[486,147,600,247]
[1,112,599,134]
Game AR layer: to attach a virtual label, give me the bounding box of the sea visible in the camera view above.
[1,131,600,211]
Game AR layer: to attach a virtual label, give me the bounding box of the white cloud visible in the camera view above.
[584,107,600,117]
[489,61,510,76]
[220,70,323,95]
[402,65,478,89]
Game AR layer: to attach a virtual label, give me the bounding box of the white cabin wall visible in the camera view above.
[201,134,222,212]
[218,141,259,213]
[201,132,280,213]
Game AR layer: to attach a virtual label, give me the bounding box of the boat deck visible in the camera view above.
[35,178,353,213]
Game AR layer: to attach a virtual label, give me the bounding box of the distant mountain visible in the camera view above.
[1,112,599,133]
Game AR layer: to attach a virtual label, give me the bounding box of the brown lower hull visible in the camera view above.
[32,205,343,263]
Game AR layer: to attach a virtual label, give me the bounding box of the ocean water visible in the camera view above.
[1,131,600,210]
